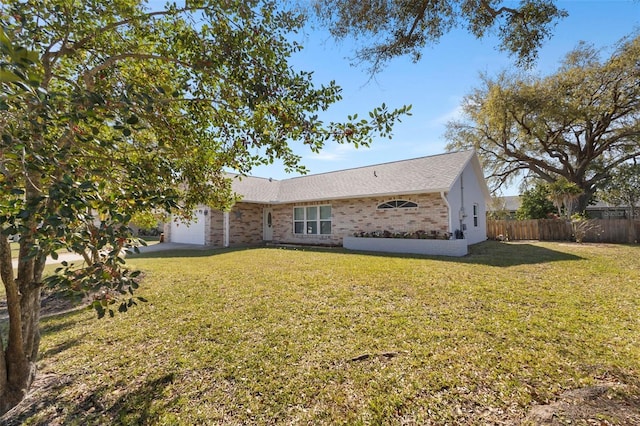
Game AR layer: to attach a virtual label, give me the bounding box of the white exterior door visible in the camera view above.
[263,208,273,241]
[170,208,206,245]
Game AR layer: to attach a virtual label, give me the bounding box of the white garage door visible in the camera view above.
[170,209,206,245]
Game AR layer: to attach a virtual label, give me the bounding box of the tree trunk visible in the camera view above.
[0,174,46,415]
[576,192,592,216]
[0,235,36,415]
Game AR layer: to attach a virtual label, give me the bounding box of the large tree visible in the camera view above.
[446,34,640,212]
[311,0,567,72]
[0,0,408,413]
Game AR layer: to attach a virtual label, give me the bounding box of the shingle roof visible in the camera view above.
[230,150,483,204]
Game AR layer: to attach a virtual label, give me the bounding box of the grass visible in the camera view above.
[3,241,640,424]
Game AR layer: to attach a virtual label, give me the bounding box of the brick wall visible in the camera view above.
[271,193,449,245]
[208,210,224,246]
[204,204,266,247]
[228,203,264,246]
[170,194,450,247]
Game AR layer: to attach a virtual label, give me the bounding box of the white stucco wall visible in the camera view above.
[343,236,468,257]
[446,160,488,245]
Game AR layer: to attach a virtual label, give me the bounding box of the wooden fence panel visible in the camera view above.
[486,219,640,243]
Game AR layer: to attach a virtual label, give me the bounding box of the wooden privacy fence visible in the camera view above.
[486,219,640,243]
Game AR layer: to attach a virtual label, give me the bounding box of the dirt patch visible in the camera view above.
[526,381,640,424]
[0,289,89,322]
[0,373,74,426]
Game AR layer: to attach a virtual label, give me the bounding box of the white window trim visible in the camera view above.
[293,205,332,235]
[377,200,418,210]
[473,203,479,227]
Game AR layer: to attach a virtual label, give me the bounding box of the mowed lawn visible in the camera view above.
[5,241,640,424]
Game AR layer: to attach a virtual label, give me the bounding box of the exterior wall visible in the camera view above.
[208,210,224,246]
[447,162,488,245]
[165,205,210,245]
[343,236,468,257]
[204,203,267,247]
[163,222,170,242]
[165,189,474,248]
[271,193,449,246]
[228,203,265,246]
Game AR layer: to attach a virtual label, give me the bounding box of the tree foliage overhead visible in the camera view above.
[0,0,408,413]
[311,0,567,72]
[446,34,640,211]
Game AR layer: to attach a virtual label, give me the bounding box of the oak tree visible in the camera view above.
[311,0,567,72]
[446,34,640,212]
[0,0,408,413]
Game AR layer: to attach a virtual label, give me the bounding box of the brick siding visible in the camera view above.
[271,193,448,245]
[198,193,449,247]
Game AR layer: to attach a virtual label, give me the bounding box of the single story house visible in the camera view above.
[165,150,491,250]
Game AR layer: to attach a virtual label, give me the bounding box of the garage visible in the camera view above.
[170,208,206,245]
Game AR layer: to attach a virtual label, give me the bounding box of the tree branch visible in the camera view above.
[479,0,520,19]
[58,7,206,57]
[82,53,191,91]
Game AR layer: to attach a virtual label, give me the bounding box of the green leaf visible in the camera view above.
[0,70,22,83]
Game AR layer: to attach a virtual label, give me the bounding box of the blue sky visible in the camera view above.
[247,0,640,195]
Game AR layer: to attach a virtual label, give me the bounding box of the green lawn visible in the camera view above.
[4,241,640,424]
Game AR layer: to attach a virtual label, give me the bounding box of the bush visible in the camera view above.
[353,230,452,240]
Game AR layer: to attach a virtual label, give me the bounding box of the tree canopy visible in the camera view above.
[0,0,408,413]
[311,0,567,72]
[446,34,640,212]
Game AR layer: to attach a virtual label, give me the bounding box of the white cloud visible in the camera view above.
[305,142,359,162]
[430,104,464,128]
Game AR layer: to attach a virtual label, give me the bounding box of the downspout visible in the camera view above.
[223,211,230,248]
[459,172,465,235]
[440,191,452,236]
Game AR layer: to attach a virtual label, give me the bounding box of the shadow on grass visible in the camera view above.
[0,371,178,426]
[127,245,257,260]
[125,241,583,267]
[100,373,178,424]
[38,337,83,360]
[460,240,584,266]
[286,240,584,266]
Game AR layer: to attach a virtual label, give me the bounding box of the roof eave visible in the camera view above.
[239,188,450,205]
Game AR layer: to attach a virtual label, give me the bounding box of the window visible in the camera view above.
[473,203,479,227]
[294,205,331,235]
[377,200,418,209]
